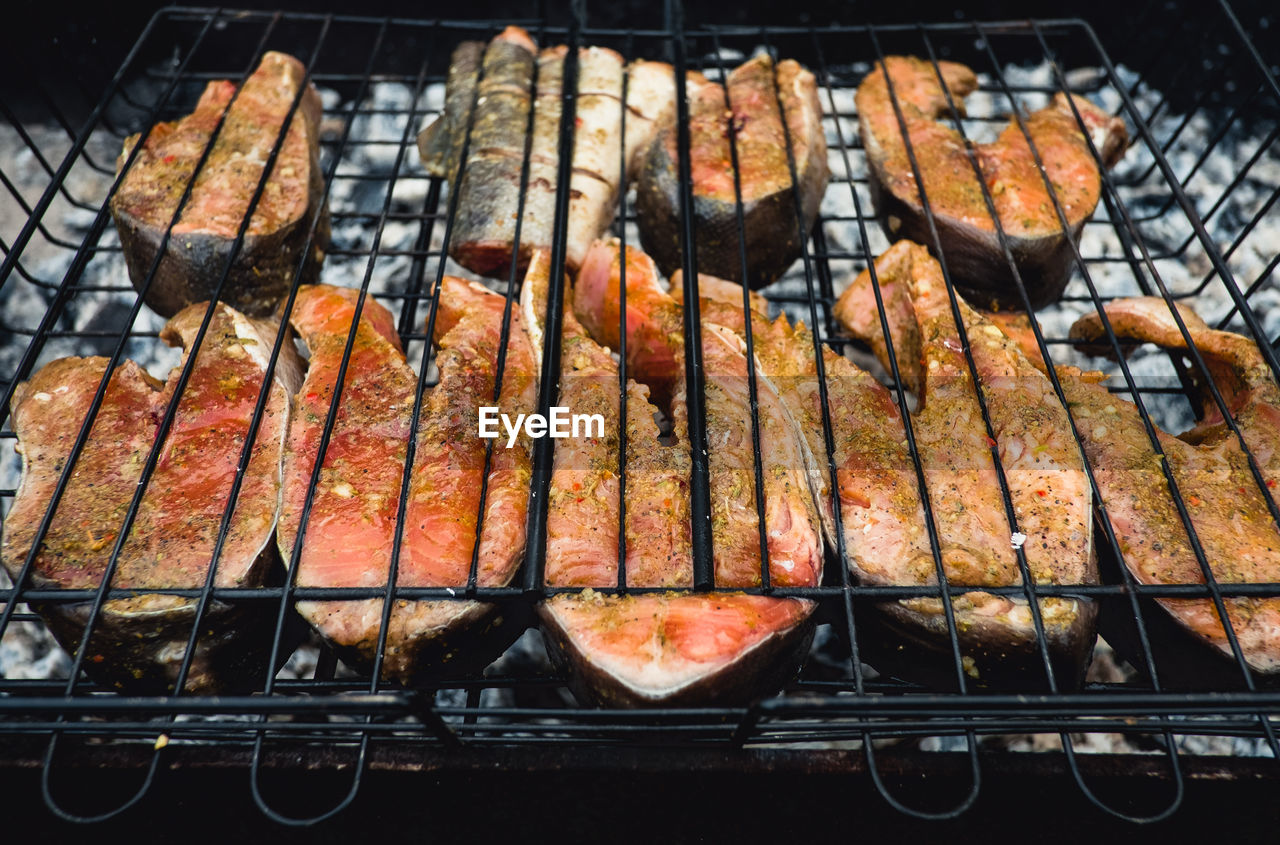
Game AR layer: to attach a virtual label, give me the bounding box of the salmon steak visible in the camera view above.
[525,248,782,706]
[1063,297,1280,679]
[111,51,329,318]
[278,282,535,684]
[835,241,1097,688]
[559,239,821,705]
[857,56,1127,307]
[636,53,829,289]
[2,303,302,692]
[670,271,932,602]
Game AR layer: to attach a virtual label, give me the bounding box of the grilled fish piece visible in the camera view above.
[518,45,628,273]
[540,591,816,707]
[425,30,645,279]
[418,39,485,180]
[279,282,534,683]
[3,303,302,692]
[557,240,819,704]
[445,26,539,278]
[622,60,679,179]
[835,241,1097,687]
[576,238,824,588]
[1070,297,1280,463]
[1063,298,1280,678]
[520,249,623,588]
[636,53,829,289]
[671,272,931,592]
[857,56,1127,308]
[111,51,328,318]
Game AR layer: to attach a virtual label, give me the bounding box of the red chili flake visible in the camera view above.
[306,392,320,401]
[1036,489,1047,497]
[572,481,582,491]
[162,154,176,164]
[1188,495,1203,507]
[1269,480,1277,489]
[985,435,997,448]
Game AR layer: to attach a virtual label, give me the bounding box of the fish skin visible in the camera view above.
[279,282,534,683]
[857,55,1127,308]
[835,241,1097,686]
[1063,298,1280,673]
[111,51,329,318]
[432,31,640,280]
[447,27,539,278]
[2,302,301,692]
[417,39,485,180]
[635,53,829,289]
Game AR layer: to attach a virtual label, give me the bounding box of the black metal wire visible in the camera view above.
[2,3,1280,827]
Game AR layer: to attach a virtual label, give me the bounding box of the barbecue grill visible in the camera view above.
[2,0,1279,832]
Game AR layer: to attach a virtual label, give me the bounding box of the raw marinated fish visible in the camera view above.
[279,282,534,683]
[636,53,828,289]
[1064,298,1280,675]
[671,271,931,589]
[541,591,816,707]
[835,241,1096,686]
[574,238,823,588]
[112,51,328,318]
[3,302,302,692]
[545,242,820,705]
[857,56,1127,307]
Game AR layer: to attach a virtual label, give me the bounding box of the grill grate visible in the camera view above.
[2,1,1280,825]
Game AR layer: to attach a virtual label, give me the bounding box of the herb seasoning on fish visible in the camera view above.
[857,56,1127,308]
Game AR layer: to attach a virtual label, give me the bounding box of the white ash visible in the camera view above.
[0,54,1276,758]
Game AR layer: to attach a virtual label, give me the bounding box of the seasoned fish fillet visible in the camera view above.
[546,240,819,705]
[3,303,302,692]
[279,282,534,683]
[575,238,824,588]
[835,241,1096,687]
[637,54,829,289]
[112,51,328,318]
[857,56,1127,307]
[1065,298,1280,674]
[671,272,931,589]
